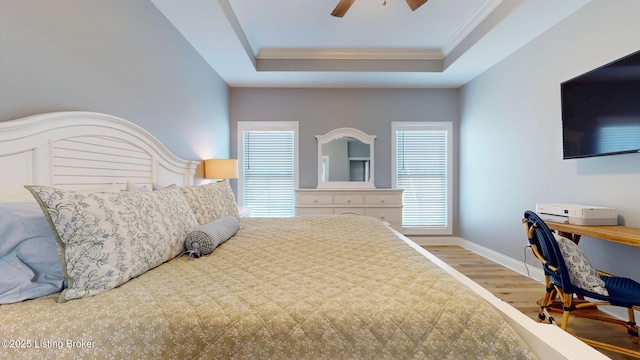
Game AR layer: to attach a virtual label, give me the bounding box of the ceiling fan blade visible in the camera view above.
[405,0,427,11]
[331,0,356,17]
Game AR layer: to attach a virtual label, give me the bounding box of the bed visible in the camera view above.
[0,112,605,359]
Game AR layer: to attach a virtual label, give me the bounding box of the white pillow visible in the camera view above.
[553,234,609,296]
[26,185,198,302]
[80,184,122,193]
[125,181,149,192]
[2,183,121,203]
[180,182,239,225]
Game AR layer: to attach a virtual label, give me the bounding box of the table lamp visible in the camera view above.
[203,159,238,182]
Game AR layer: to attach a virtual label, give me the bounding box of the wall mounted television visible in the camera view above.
[561,49,640,159]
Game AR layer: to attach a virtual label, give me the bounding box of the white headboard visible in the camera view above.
[0,111,197,202]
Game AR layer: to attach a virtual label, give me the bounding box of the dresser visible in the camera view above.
[295,189,403,232]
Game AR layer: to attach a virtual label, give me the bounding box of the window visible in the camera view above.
[237,121,299,217]
[392,122,452,235]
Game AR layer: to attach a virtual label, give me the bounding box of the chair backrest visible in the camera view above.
[523,210,576,293]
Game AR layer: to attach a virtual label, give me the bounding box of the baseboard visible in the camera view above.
[460,239,546,284]
[408,235,545,283]
[407,235,629,321]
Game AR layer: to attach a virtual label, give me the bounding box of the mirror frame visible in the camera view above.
[316,127,376,189]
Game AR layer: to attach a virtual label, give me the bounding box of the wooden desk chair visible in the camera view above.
[523,210,640,357]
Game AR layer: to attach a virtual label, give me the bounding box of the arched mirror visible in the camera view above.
[316,128,376,189]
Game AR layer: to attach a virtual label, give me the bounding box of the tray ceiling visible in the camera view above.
[150,0,590,88]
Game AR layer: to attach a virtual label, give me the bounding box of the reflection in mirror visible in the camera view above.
[321,156,330,182]
[316,128,376,189]
[321,137,369,181]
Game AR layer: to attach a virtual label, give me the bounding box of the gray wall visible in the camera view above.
[459,0,640,279]
[0,0,230,162]
[322,139,349,182]
[230,87,459,189]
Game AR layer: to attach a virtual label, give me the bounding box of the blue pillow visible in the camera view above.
[0,203,63,303]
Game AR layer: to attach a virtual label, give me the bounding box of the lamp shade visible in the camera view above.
[203,159,238,179]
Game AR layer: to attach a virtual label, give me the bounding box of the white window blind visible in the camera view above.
[393,122,452,235]
[238,122,298,217]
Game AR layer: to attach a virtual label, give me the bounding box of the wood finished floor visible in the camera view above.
[422,245,639,360]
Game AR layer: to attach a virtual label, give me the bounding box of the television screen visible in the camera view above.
[561,50,640,159]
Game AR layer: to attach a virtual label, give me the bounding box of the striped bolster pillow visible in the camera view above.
[184,216,239,258]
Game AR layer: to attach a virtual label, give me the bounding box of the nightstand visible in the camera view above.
[238,206,252,217]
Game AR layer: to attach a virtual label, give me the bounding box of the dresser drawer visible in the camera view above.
[364,208,401,223]
[295,189,403,234]
[297,207,334,216]
[297,193,333,206]
[333,193,364,205]
[364,192,401,206]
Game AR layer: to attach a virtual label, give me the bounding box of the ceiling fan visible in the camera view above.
[331,0,428,17]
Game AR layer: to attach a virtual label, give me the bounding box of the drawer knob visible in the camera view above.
[313,199,318,203]
[347,199,351,203]
[380,214,385,219]
[380,199,385,203]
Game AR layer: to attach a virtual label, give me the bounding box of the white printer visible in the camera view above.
[535,203,618,226]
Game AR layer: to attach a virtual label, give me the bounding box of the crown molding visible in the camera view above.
[225,0,259,55]
[441,0,503,56]
[257,48,443,61]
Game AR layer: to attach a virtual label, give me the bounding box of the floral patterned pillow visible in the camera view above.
[180,182,239,225]
[26,186,198,302]
[553,234,609,296]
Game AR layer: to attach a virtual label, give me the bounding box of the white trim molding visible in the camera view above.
[409,235,544,284]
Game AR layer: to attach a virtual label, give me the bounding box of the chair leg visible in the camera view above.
[537,276,555,323]
[627,308,639,344]
[560,293,573,330]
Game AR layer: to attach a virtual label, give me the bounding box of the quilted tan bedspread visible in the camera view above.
[1,215,536,359]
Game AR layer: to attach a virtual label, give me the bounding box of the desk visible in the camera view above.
[545,221,640,247]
